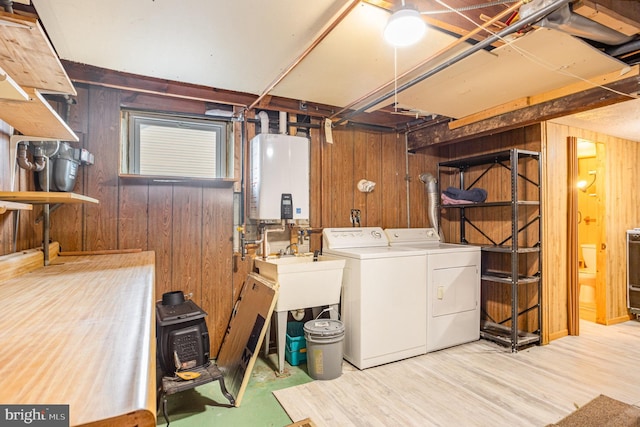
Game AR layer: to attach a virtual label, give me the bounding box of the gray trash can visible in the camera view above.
[303,317,345,380]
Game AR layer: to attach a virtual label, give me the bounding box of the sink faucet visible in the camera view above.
[260,221,286,260]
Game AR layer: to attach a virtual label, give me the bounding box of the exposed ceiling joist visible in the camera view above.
[330,0,525,120]
[247,0,360,111]
[573,0,640,36]
[28,0,640,136]
[448,64,640,129]
[407,72,640,149]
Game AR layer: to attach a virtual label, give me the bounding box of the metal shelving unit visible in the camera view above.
[438,149,542,352]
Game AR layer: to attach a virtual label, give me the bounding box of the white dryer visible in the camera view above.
[385,228,481,353]
[322,227,427,369]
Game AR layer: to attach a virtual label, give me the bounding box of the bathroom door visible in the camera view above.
[593,141,607,324]
[568,137,607,331]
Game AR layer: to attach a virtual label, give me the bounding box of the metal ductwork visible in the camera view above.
[419,173,443,239]
[520,0,634,45]
[606,39,640,58]
[1,0,13,14]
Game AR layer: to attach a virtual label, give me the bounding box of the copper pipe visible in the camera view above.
[248,0,361,111]
[330,0,524,120]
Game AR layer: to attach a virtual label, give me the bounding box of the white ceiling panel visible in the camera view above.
[29,0,639,138]
[270,2,465,109]
[552,98,640,142]
[31,0,347,96]
[394,28,629,119]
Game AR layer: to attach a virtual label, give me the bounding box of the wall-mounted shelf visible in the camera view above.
[0,200,32,214]
[0,191,98,205]
[0,11,76,95]
[0,87,78,141]
[0,191,99,264]
[0,11,77,140]
[0,66,29,101]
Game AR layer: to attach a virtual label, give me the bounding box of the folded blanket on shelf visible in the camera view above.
[443,187,488,203]
[441,193,473,205]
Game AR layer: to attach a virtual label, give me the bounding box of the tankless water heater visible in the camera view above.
[249,133,309,221]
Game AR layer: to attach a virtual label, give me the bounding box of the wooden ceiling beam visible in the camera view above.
[62,61,411,129]
[573,0,640,36]
[407,74,640,150]
[449,65,640,129]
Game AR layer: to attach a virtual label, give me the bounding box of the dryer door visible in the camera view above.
[432,265,478,317]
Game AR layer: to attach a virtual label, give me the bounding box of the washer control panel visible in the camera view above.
[323,227,389,249]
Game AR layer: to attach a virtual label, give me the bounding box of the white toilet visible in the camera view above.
[579,243,596,304]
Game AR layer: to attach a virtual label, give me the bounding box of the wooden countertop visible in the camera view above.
[0,191,98,205]
[0,251,156,426]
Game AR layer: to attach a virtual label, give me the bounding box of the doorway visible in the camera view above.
[569,137,606,328]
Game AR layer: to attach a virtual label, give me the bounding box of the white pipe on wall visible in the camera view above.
[258,111,269,134]
[405,133,410,227]
[279,111,287,135]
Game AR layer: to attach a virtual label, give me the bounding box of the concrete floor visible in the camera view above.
[157,353,313,427]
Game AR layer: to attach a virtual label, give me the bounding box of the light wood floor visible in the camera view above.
[274,320,640,426]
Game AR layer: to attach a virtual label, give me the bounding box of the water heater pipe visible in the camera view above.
[279,111,287,134]
[258,111,269,134]
[261,221,286,259]
[405,133,411,227]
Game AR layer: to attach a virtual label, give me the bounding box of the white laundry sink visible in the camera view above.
[254,255,345,312]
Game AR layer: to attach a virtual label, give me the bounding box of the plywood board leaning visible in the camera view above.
[216,272,278,406]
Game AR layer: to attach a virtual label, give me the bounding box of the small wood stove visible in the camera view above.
[156,291,210,375]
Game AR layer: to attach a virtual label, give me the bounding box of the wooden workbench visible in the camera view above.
[0,250,156,426]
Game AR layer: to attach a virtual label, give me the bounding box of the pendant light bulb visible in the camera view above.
[383,8,426,47]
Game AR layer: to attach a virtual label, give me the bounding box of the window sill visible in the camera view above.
[119,174,237,187]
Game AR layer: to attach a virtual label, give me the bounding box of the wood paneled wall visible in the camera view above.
[413,125,545,341]
[4,73,637,355]
[0,80,435,355]
[0,84,237,354]
[6,70,633,354]
[320,128,432,230]
[0,121,43,253]
[546,122,640,326]
[409,122,640,344]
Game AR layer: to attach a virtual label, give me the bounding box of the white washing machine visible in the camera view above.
[385,228,481,353]
[322,227,427,370]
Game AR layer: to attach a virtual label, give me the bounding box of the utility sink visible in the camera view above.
[255,254,345,373]
[254,255,345,312]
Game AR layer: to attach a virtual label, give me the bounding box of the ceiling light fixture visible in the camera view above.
[383,8,426,47]
[577,170,597,192]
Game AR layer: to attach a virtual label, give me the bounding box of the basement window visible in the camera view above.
[120,110,232,179]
